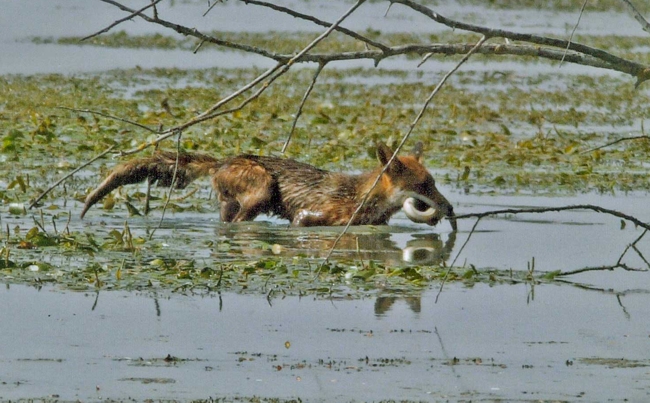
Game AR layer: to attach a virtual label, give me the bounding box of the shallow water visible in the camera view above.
[1,278,649,402]
[0,166,646,402]
[72,187,650,291]
[5,189,650,402]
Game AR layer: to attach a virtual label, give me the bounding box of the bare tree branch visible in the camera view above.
[621,0,650,33]
[559,229,650,276]
[83,0,163,41]
[391,0,650,85]
[89,0,650,155]
[94,1,643,76]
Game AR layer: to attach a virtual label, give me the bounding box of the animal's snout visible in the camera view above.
[403,194,457,231]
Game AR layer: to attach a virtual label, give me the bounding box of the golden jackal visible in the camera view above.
[81,142,456,229]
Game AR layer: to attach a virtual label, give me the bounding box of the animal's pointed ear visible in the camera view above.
[412,142,424,163]
[376,142,405,174]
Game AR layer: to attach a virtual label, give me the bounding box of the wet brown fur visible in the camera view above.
[80,143,454,227]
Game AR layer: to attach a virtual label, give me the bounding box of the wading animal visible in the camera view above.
[80,142,456,229]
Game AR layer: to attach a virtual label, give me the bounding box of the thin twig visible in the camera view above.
[632,244,650,269]
[151,0,159,20]
[29,145,116,209]
[620,0,650,33]
[560,0,588,66]
[581,135,650,153]
[435,218,481,304]
[282,62,325,153]
[243,0,389,52]
[384,2,393,17]
[32,216,47,234]
[56,106,158,134]
[319,36,488,270]
[193,39,206,54]
[203,0,221,17]
[82,0,163,41]
[149,130,182,240]
[626,229,650,269]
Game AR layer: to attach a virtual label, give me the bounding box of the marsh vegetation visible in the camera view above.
[2,0,650,402]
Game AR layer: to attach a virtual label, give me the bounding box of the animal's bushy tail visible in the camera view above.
[80,151,219,218]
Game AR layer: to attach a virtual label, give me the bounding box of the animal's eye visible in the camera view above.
[417,177,434,188]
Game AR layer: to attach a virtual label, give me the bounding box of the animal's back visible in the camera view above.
[224,155,364,223]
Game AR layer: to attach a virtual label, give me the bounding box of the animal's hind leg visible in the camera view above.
[213,159,274,223]
[230,192,272,222]
[219,197,267,223]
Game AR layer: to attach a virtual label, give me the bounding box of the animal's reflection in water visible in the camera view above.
[213,224,456,316]
[374,231,455,317]
[213,224,455,264]
[374,295,423,316]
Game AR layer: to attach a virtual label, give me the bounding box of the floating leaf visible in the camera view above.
[8,176,27,193]
[124,201,142,216]
[8,203,26,215]
[461,166,471,181]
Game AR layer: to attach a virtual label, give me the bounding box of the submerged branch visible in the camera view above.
[557,230,649,276]
[557,263,647,276]
[455,204,650,231]
[581,135,650,153]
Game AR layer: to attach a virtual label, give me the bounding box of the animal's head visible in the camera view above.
[377,142,457,230]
